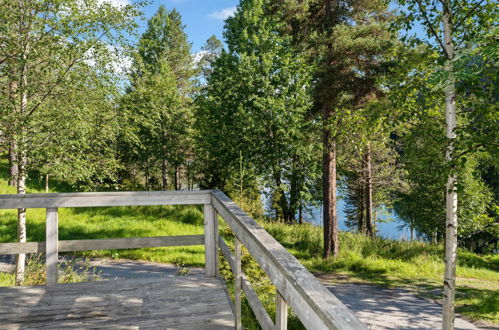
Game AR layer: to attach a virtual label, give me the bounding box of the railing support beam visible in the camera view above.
[235,236,242,330]
[46,208,58,285]
[203,204,218,277]
[276,290,288,329]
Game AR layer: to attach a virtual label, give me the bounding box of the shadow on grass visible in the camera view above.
[0,217,154,242]
[71,205,204,226]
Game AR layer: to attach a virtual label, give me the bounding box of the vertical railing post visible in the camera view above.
[203,204,218,277]
[276,290,288,329]
[235,236,242,330]
[46,208,58,285]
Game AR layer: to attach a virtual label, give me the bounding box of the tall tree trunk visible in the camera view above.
[8,72,19,187]
[161,158,168,190]
[357,186,365,234]
[174,166,179,190]
[8,139,18,187]
[45,174,49,193]
[132,168,137,186]
[289,169,299,223]
[442,2,458,328]
[410,217,414,241]
[274,173,290,222]
[364,143,374,238]
[323,105,338,258]
[15,63,29,285]
[15,147,27,286]
[145,159,150,190]
[298,202,303,224]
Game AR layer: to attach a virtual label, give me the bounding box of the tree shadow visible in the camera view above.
[70,205,204,226]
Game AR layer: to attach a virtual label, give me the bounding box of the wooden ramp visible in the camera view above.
[0,276,234,329]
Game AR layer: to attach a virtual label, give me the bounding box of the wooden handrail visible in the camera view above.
[0,190,366,330]
[211,190,367,330]
[0,190,211,209]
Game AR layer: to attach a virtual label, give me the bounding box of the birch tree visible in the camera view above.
[0,0,141,285]
[396,0,497,327]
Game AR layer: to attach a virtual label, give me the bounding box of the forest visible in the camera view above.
[0,0,497,328]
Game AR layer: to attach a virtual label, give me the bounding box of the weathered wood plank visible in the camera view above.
[235,236,242,330]
[0,241,44,254]
[0,190,211,209]
[218,237,275,330]
[242,274,276,330]
[276,290,288,330]
[46,208,58,285]
[204,204,218,277]
[0,276,235,329]
[0,235,204,254]
[218,236,235,271]
[212,190,367,330]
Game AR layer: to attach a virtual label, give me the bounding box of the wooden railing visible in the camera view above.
[0,190,366,330]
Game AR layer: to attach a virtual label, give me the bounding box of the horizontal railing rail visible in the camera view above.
[0,190,366,330]
[0,235,205,255]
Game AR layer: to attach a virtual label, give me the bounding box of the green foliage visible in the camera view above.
[0,255,99,287]
[137,5,194,86]
[195,0,320,222]
[120,5,194,190]
[0,0,143,189]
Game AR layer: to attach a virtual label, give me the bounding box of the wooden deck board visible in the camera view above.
[0,276,234,329]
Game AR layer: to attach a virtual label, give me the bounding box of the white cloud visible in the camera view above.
[97,0,130,7]
[193,51,208,64]
[84,44,132,77]
[208,6,237,21]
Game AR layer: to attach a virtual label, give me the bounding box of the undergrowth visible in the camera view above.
[0,255,99,286]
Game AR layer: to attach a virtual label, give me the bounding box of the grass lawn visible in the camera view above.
[0,165,497,326]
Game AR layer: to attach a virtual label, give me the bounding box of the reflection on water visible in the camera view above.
[305,200,420,241]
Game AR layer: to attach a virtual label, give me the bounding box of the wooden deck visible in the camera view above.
[0,275,235,329]
[0,190,367,329]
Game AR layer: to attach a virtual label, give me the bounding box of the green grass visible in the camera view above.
[0,158,206,266]
[0,159,497,326]
[263,221,499,325]
[0,205,206,266]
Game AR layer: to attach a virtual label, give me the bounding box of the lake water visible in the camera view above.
[300,199,417,240]
[263,193,417,240]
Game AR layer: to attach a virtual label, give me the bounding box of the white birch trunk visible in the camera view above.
[442,1,458,328]
[15,22,29,285]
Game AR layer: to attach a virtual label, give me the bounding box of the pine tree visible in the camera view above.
[123,5,194,190]
[275,0,397,257]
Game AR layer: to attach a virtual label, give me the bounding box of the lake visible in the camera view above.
[263,193,418,240]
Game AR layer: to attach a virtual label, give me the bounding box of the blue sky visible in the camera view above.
[135,0,240,52]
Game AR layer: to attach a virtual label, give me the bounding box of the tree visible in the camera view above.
[121,59,189,190]
[274,0,396,257]
[122,5,194,190]
[395,0,497,326]
[137,5,193,94]
[30,66,122,191]
[196,35,223,82]
[0,0,141,285]
[196,0,320,222]
[342,132,402,237]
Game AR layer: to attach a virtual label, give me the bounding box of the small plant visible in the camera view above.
[19,254,100,286]
[174,258,190,276]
